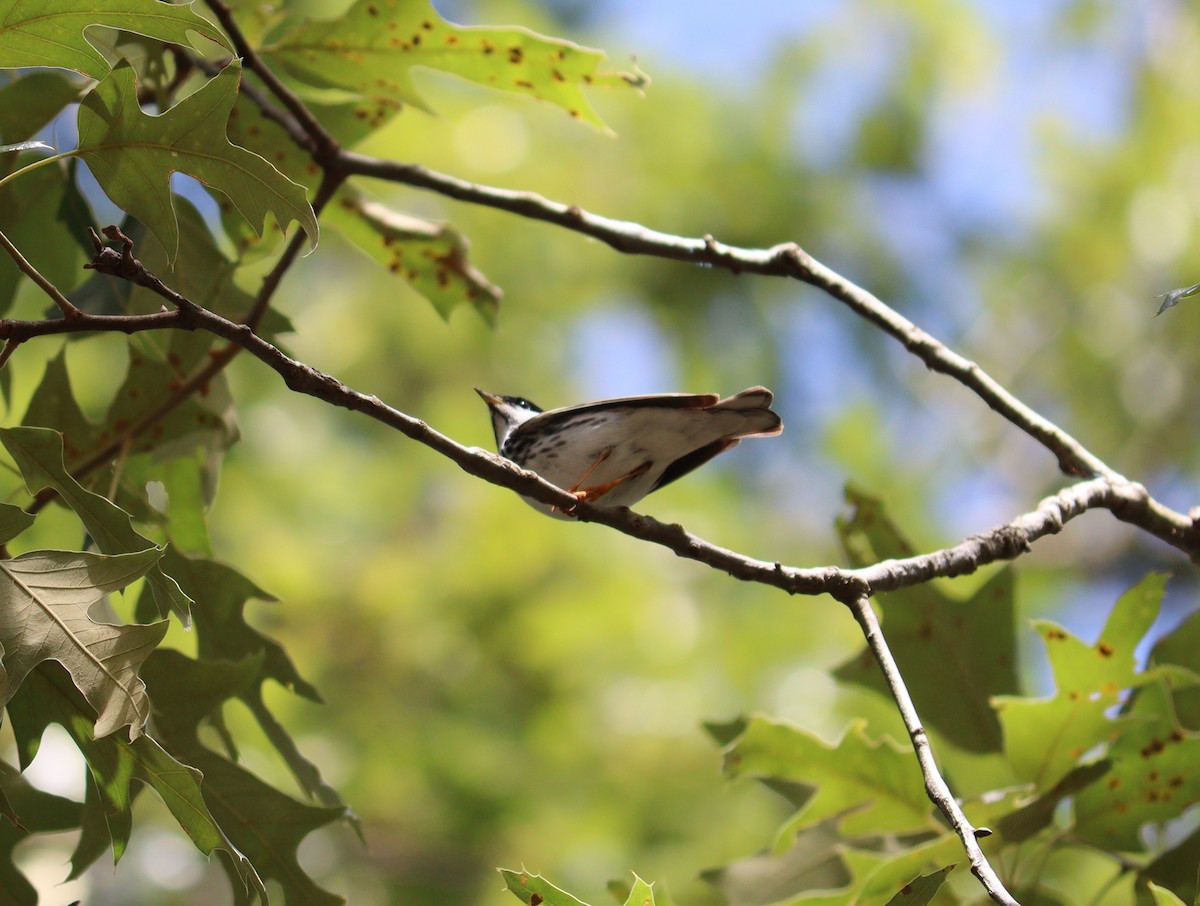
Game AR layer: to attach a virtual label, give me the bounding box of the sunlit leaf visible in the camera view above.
[0,547,166,741]
[1074,680,1200,851]
[994,760,1111,843]
[501,868,593,906]
[76,60,318,259]
[1149,608,1200,731]
[0,0,230,79]
[881,865,954,905]
[1144,884,1188,906]
[268,0,646,130]
[994,573,1166,789]
[325,188,501,323]
[723,717,933,843]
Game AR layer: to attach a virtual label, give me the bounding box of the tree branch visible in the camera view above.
[842,591,1018,905]
[12,239,1196,585]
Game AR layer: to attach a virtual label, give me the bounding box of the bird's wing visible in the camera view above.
[522,392,722,435]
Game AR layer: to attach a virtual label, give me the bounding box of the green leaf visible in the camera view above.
[154,546,318,700]
[723,717,934,842]
[76,60,317,259]
[701,814,852,904]
[0,547,167,740]
[994,573,1166,789]
[140,548,353,823]
[0,426,193,622]
[1149,608,1200,731]
[268,0,646,130]
[501,868,593,906]
[882,865,954,905]
[0,155,93,316]
[0,71,81,144]
[993,760,1111,843]
[21,351,99,456]
[0,0,230,79]
[0,503,32,546]
[834,487,1018,753]
[1144,884,1188,906]
[5,660,265,898]
[1141,824,1200,905]
[324,187,501,323]
[142,650,346,905]
[620,876,656,906]
[1073,679,1200,851]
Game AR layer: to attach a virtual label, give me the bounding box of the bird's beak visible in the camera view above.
[475,388,502,408]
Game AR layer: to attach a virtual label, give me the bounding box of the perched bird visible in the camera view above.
[476,386,783,517]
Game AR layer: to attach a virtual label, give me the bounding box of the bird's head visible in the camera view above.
[475,389,543,448]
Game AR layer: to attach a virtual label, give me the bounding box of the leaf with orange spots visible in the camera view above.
[324,187,501,324]
[834,486,1018,754]
[500,867,594,906]
[1073,680,1200,851]
[267,0,646,131]
[994,573,1167,789]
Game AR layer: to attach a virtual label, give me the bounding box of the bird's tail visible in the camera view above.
[714,386,784,438]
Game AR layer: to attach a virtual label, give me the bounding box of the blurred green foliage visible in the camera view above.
[1,1,1200,904]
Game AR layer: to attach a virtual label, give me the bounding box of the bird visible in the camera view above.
[476,386,783,517]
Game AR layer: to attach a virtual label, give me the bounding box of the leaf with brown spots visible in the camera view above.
[995,573,1168,790]
[266,0,646,130]
[1074,680,1200,851]
[324,187,501,324]
[499,868,594,906]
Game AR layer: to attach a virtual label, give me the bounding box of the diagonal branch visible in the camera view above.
[6,240,1196,579]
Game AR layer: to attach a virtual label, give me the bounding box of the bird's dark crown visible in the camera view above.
[500,395,543,414]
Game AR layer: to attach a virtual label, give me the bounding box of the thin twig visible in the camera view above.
[203,0,340,163]
[0,228,81,319]
[842,592,1018,905]
[0,338,19,371]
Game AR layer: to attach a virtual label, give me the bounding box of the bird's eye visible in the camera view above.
[514,398,537,411]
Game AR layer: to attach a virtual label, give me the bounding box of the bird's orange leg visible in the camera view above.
[551,448,613,514]
[577,462,651,502]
